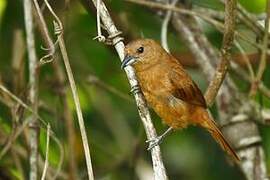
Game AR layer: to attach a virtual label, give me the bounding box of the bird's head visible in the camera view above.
[121,39,163,71]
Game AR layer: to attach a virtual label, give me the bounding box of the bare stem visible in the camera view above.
[161,0,178,52]
[204,0,237,106]
[235,41,255,81]
[93,0,105,42]
[87,74,133,103]
[41,124,50,180]
[0,84,64,179]
[32,0,55,64]
[58,30,95,180]
[23,0,39,179]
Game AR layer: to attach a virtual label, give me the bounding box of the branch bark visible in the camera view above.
[23,0,39,179]
[88,0,168,179]
[58,34,95,180]
[204,0,236,106]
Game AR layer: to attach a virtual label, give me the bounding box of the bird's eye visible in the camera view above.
[137,47,144,54]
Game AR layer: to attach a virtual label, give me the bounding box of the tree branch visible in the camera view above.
[204,0,237,106]
[88,0,168,179]
[23,0,39,179]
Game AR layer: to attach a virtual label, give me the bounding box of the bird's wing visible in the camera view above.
[168,67,207,108]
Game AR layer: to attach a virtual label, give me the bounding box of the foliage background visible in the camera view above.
[0,0,269,179]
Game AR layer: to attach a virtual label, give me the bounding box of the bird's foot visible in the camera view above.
[130,85,141,95]
[146,136,163,151]
[145,127,173,150]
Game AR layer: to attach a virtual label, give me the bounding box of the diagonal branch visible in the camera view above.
[89,0,168,179]
[58,35,95,180]
[204,0,237,106]
[42,1,95,179]
[33,1,79,177]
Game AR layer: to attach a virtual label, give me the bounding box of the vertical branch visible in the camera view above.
[89,0,168,179]
[204,0,237,106]
[23,0,39,179]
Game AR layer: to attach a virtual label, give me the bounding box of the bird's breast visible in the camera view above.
[135,66,189,129]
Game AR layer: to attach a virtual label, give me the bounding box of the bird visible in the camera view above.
[121,39,240,162]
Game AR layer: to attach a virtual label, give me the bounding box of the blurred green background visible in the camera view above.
[0,0,269,179]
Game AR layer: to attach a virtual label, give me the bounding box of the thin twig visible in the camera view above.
[0,84,64,178]
[87,74,133,103]
[41,124,50,180]
[234,1,264,36]
[195,7,224,21]
[161,0,178,52]
[230,61,270,100]
[93,0,106,42]
[55,22,95,180]
[49,132,64,180]
[32,0,55,64]
[0,84,47,127]
[0,117,29,159]
[90,0,168,179]
[58,36,95,180]
[43,0,95,179]
[204,0,237,106]
[23,0,39,178]
[53,56,79,179]
[259,83,270,99]
[172,12,216,82]
[250,0,270,96]
[234,40,255,81]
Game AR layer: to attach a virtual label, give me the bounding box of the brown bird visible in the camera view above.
[121,39,240,162]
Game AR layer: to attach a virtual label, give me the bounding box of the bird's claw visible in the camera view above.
[130,85,141,95]
[146,136,163,150]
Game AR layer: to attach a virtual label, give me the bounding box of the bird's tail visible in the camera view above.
[199,110,240,162]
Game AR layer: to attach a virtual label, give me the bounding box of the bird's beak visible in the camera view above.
[121,55,138,69]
